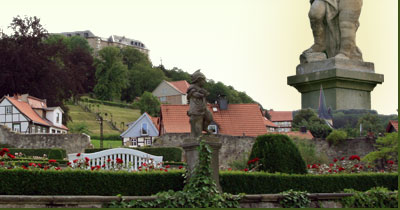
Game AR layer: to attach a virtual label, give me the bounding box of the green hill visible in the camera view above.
[66,103,141,138]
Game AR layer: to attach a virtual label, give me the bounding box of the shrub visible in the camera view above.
[8,148,66,160]
[249,134,307,174]
[279,189,311,208]
[0,169,184,195]
[326,130,348,146]
[341,187,398,208]
[219,171,398,194]
[85,147,182,162]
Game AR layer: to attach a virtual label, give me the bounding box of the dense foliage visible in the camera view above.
[279,189,311,208]
[85,147,182,162]
[326,130,348,146]
[0,16,95,124]
[341,187,398,208]
[249,134,307,174]
[219,171,398,194]
[362,132,398,165]
[137,91,160,117]
[292,109,332,138]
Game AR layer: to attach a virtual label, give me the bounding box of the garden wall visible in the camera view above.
[155,134,376,168]
[0,125,92,154]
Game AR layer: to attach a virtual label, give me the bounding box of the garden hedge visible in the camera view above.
[0,169,184,196]
[85,147,182,162]
[8,148,67,160]
[220,171,398,194]
[0,169,397,196]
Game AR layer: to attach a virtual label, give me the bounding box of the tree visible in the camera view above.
[94,46,128,101]
[137,91,161,117]
[362,132,398,166]
[292,109,332,138]
[121,47,151,69]
[357,113,384,136]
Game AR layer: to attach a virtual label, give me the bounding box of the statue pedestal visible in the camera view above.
[181,136,222,192]
[287,57,384,110]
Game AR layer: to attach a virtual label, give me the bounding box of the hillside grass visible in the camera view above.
[90,139,122,148]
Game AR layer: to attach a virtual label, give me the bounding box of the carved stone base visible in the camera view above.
[287,58,384,110]
[181,135,222,192]
[300,52,327,64]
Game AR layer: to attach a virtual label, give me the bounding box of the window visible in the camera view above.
[131,138,137,147]
[5,106,12,114]
[207,125,218,134]
[141,123,148,135]
[76,33,80,36]
[31,125,35,133]
[42,127,47,133]
[52,129,56,133]
[37,127,41,133]
[67,34,71,37]
[56,113,60,124]
[12,123,20,132]
[146,138,152,146]
[160,96,166,102]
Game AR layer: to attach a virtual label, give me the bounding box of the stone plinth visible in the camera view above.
[287,58,384,110]
[181,136,222,192]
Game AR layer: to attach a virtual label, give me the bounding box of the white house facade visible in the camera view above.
[0,94,68,134]
[120,113,159,147]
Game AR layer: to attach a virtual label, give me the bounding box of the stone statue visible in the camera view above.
[187,70,213,138]
[302,0,363,63]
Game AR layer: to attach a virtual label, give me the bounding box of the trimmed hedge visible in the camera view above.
[220,171,398,194]
[85,147,182,162]
[8,148,67,160]
[0,169,184,196]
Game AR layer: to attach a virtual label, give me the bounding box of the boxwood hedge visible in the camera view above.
[0,169,396,196]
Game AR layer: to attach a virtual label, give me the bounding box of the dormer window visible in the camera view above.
[208,125,218,134]
[56,113,60,124]
[141,123,148,135]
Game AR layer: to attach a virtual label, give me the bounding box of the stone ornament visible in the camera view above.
[302,0,363,63]
[186,70,213,139]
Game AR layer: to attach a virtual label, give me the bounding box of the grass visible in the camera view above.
[90,139,123,148]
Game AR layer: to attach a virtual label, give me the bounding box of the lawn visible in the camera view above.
[90,139,123,148]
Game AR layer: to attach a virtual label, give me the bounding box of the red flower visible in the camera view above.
[227,168,232,171]
[179,166,183,169]
[349,155,360,161]
[165,165,170,168]
[67,162,71,166]
[341,157,345,161]
[339,167,345,172]
[91,166,96,170]
[7,153,15,159]
[164,169,168,172]
[2,148,10,153]
[307,164,311,169]
[244,168,249,172]
[0,151,4,156]
[333,158,338,163]
[387,160,394,165]
[37,163,42,168]
[77,153,81,157]
[101,164,105,168]
[85,157,90,162]
[160,168,163,171]
[107,158,111,162]
[22,165,28,170]
[116,158,123,164]
[142,163,147,167]
[329,163,334,167]
[48,159,57,163]
[368,165,372,168]
[73,159,78,163]
[96,165,101,169]
[328,169,332,173]
[0,161,4,166]
[354,164,359,168]
[28,162,36,167]
[311,164,318,169]
[254,157,260,162]
[359,165,363,169]
[247,160,253,165]
[55,167,61,170]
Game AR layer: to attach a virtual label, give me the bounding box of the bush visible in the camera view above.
[219,171,398,194]
[0,169,184,195]
[85,147,182,162]
[249,134,307,174]
[326,130,348,146]
[341,187,398,208]
[8,148,67,160]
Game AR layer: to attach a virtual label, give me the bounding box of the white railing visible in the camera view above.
[68,148,163,171]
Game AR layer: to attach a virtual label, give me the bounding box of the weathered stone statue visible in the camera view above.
[302,0,363,63]
[187,70,213,138]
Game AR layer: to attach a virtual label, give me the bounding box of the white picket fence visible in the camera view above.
[68,148,163,171]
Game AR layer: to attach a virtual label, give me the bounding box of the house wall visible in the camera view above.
[154,134,377,169]
[165,95,185,105]
[152,81,181,97]
[0,125,91,154]
[121,114,159,139]
[45,108,63,127]
[0,98,30,133]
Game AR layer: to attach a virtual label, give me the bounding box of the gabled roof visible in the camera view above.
[166,80,190,94]
[160,104,267,137]
[121,112,159,137]
[386,120,398,132]
[269,110,293,122]
[264,117,278,127]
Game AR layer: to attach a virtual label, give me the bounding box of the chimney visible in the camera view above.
[217,94,228,110]
[20,94,29,102]
[300,126,307,133]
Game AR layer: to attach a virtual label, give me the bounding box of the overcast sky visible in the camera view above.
[0,0,397,114]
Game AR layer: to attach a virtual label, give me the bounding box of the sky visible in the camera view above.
[0,0,398,115]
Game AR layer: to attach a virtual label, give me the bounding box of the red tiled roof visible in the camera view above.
[27,96,47,109]
[167,80,190,94]
[264,117,278,127]
[386,120,398,132]
[5,96,68,130]
[270,131,314,140]
[150,116,160,131]
[269,110,293,122]
[160,104,267,137]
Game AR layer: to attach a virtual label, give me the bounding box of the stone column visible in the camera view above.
[181,136,222,192]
